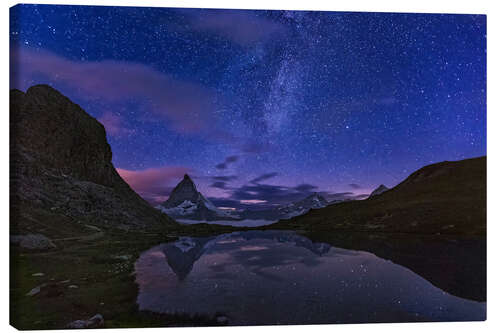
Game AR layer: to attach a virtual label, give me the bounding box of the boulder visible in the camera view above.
[66,314,104,329]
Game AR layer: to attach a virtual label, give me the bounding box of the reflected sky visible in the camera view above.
[135,231,485,325]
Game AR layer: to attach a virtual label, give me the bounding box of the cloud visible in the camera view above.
[180,9,288,46]
[240,200,268,204]
[210,181,228,189]
[215,155,239,170]
[225,155,239,163]
[209,175,239,190]
[215,163,227,170]
[231,183,306,206]
[207,197,251,210]
[293,184,318,192]
[213,180,370,210]
[212,175,238,182]
[321,192,355,202]
[348,183,362,189]
[375,97,397,106]
[116,165,190,204]
[250,172,279,184]
[97,111,135,138]
[10,46,218,134]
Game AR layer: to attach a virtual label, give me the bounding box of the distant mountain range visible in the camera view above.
[276,193,329,219]
[156,175,333,222]
[269,156,486,236]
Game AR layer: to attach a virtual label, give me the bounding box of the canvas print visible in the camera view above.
[9,4,486,329]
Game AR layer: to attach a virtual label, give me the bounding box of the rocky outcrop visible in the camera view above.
[277,193,328,219]
[10,234,56,250]
[10,85,174,234]
[66,314,104,329]
[369,184,389,197]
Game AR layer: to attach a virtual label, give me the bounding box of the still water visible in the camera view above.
[135,230,485,325]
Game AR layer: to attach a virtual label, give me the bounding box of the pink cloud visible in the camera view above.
[117,166,190,204]
[10,47,216,133]
[97,111,135,137]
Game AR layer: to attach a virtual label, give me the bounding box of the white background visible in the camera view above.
[1,0,497,332]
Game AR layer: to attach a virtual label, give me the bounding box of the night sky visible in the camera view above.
[10,5,486,210]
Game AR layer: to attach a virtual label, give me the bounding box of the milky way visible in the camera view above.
[10,5,486,209]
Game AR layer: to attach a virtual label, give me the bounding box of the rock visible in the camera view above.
[277,193,329,219]
[26,286,41,296]
[11,234,56,250]
[68,285,79,289]
[369,184,389,197]
[66,314,104,329]
[32,272,45,277]
[113,254,131,261]
[26,283,47,296]
[216,315,229,324]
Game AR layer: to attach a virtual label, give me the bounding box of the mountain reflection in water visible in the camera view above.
[135,231,485,325]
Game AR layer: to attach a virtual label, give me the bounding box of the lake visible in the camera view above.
[135,230,485,325]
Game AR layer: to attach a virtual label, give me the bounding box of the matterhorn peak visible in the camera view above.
[157,174,238,221]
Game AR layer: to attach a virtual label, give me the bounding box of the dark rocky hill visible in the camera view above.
[10,85,174,238]
[269,156,486,236]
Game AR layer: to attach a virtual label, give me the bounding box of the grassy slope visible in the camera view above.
[269,156,486,236]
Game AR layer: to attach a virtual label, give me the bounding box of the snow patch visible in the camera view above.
[174,237,197,252]
[156,200,198,216]
[176,219,278,227]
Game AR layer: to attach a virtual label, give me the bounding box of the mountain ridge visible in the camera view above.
[369,184,389,197]
[10,85,175,236]
[267,156,486,235]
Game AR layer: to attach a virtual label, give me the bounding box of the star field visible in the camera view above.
[10,5,486,208]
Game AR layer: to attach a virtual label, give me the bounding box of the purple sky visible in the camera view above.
[10,5,486,209]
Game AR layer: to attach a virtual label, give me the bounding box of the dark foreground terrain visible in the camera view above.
[10,85,486,329]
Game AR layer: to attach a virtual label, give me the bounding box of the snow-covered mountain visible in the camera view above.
[156,175,330,223]
[156,174,239,221]
[277,193,329,219]
[369,184,389,197]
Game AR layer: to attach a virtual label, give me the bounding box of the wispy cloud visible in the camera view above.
[250,172,279,184]
[97,111,135,138]
[180,9,288,46]
[10,47,218,134]
[210,181,228,189]
[215,155,239,170]
[212,175,238,182]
